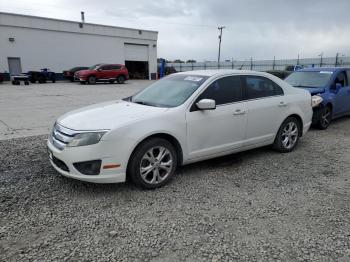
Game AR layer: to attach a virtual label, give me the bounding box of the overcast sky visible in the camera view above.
[1,0,349,61]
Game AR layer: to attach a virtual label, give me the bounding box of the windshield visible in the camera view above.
[89,64,102,70]
[285,71,333,88]
[131,74,209,107]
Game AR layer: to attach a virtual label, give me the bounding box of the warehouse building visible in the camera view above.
[0,12,158,80]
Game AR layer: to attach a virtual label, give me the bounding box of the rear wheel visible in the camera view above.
[117,75,125,84]
[88,76,96,85]
[128,138,177,189]
[273,117,300,153]
[316,106,332,130]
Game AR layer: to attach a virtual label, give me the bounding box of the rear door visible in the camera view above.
[242,75,286,146]
[186,75,247,159]
[110,65,122,78]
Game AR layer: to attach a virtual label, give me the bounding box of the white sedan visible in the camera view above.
[47,70,318,188]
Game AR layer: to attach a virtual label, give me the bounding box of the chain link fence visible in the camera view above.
[163,56,350,73]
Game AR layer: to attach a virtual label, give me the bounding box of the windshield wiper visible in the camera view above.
[132,100,156,107]
[293,85,312,88]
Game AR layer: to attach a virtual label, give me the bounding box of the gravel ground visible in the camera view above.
[1,117,350,261]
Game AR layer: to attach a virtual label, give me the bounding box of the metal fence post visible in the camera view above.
[272,56,275,70]
[250,57,253,70]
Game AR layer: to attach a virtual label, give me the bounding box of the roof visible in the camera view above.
[176,69,272,77]
[0,12,158,41]
[299,67,350,72]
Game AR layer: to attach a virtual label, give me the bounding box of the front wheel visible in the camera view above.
[87,76,96,85]
[273,117,300,153]
[128,138,177,189]
[316,106,332,130]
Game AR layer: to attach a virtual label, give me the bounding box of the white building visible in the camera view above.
[0,12,158,79]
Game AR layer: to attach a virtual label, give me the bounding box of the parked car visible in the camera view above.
[285,67,350,129]
[48,70,315,189]
[63,66,89,82]
[75,64,129,84]
[0,74,3,83]
[26,68,56,83]
[267,65,304,79]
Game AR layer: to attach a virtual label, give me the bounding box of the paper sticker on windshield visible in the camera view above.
[319,71,333,74]
[184,76,203,82]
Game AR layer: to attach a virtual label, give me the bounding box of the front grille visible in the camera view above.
[50,123,76,150]
[52,155,70,172]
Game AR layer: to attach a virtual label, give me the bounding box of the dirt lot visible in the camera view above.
[1,113,350,261]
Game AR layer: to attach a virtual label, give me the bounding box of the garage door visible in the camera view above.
[124,44,148,62]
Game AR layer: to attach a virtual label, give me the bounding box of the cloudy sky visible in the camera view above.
[1,0,349,61]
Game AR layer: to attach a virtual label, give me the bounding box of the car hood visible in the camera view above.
[57,100,168,131]
[296,87,325,95]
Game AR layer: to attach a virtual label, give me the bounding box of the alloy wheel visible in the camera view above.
[320,107,331,128]
[139,146,174,185]
[281,122,299,150]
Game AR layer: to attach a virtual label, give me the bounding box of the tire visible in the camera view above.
[52,78,56,83]
[80,81,86,85]
[128,138,177,189]
[69,78,74,82]
[24,81,29,85]
[117,75,125,84]
[30,80,36,84]
[316,106,332,130]
[109,80,115,84]
[88,76,96,85]
[273,117,301,153]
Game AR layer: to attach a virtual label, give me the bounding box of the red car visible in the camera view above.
[75,64,129,85]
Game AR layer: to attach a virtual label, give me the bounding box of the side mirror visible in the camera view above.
[97,68,102,71]
[196,99,216,110]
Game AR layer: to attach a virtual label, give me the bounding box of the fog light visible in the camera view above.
[73,160,102,175]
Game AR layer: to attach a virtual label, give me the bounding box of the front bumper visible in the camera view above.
[47,138,127,183]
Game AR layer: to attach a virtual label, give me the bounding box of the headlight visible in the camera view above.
[67,132,107,147]
[311,95,323,108]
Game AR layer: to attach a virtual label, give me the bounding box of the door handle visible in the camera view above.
[278,102,288,107]
[233,109,246,115]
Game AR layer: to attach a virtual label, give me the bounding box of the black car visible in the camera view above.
[63,66,89,82]
[26,68,56,83]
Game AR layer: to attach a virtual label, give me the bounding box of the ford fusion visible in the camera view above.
[48,70,316,189]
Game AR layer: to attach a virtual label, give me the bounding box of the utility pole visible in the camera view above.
[319,52,323,67]
[335,53,339,67]
[217,26,225,65]
[297,53,300,65]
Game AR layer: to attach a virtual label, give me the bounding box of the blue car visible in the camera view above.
[285,67,350,129]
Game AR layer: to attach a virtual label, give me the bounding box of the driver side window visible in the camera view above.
[196,76,243,106]
[334,72,348,87]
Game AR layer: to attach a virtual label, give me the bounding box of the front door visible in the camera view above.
[186,75,247,159]
[332,71,350,116]
[8,57,22,75]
